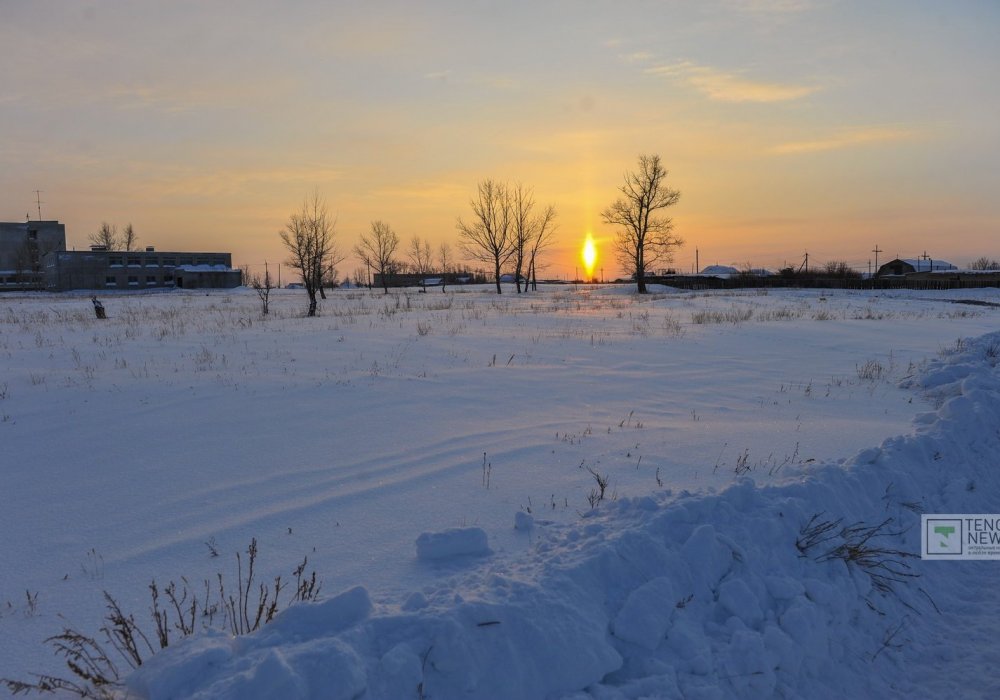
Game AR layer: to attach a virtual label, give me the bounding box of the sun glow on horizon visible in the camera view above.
[582,233,598,281]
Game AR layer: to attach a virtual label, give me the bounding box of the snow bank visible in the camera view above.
[123,330,1000,697]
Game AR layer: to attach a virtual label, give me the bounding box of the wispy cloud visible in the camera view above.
[423,70,453,82]
[773,127,917,154]
[645,61,818,103]
[619,51,654,64]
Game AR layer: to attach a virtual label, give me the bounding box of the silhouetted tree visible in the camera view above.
[969,256,1000,271]
[354,220,400,294]
[603,154,682,293]
[249,263,274,315]
[408,235,433,291]
[438,242,452,292]
[525,204,556,292]
[89,222,120,250]
[457,179,513,294]
[280,193,342,316]
[122,223,138,252]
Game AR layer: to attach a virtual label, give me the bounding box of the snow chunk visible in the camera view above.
[255,585,371,644]
[612,576,675,649]
[515,511,534,531]
[416,527,491,561]
[717,578,764,628]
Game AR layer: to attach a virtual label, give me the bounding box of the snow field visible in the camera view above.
[1,285,999,697]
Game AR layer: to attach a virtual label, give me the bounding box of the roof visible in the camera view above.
[896,258,957,271]
[699,265,739,277]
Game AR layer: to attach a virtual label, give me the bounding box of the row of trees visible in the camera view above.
[456,180,557,294]
[278,154,685,315]
[88,222,139,251]
[352,223,466,294]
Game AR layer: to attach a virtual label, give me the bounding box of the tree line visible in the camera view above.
[274,155,682,315]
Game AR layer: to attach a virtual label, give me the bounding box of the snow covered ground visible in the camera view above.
[1,284,999,698]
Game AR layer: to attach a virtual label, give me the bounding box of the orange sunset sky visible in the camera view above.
[2,1,998,280]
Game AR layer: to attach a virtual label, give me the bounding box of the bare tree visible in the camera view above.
[602,154,682,293]
[509,183,534,293]
[526,204,557,291]
[354,220,399,294]
[408,236,434,291]
[457,179,515,294]
[89,222,120,250]
[122,223,138,252]
[438,241,452,292]
[823,260,859,277]
[279,193,342,316]
[969,256,1000,271]
[249,263,274,315]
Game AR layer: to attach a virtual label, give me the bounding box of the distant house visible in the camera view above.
[0,220,66,289]
[876,258,957,277]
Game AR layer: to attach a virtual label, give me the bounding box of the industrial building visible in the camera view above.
[43,248,241,291]
[1,219,241,291]
[0,220,66,288]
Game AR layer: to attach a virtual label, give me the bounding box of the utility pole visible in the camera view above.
[919,251,930,272]
[695,247,699,274]
[872,244,883,273]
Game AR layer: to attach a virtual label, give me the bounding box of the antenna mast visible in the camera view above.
[33,190,43,221]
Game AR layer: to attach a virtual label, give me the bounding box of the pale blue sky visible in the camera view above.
[2,0,998,277]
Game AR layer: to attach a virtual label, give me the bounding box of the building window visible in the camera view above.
[127,256,141,267]
[127,275,139,286]
[164,275,174,285]
[146,276,157,285]
[109,256,124,267]
[162,257,176,267]
[179,257,193,266]
[105,276,117,287]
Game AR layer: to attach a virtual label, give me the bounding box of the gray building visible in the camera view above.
[43,248,241,291]
[0,220,67,289]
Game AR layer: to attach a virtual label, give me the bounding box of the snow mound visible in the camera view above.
[129,332,1000,699]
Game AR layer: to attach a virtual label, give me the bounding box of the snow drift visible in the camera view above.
[128,331,1000,699]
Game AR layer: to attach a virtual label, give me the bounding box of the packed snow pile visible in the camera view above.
[128,331,1000,699]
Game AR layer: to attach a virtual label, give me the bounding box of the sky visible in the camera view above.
[2,0,999,280]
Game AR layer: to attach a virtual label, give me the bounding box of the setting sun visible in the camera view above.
[582,233,598,281]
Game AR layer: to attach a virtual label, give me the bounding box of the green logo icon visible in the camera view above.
[934,525,955,547]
